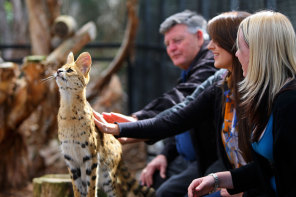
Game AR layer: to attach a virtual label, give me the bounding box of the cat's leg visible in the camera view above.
[98,165,117,197]
[64,156,87,197]
[84,157,98,197]
[69,176,82,197]
[70,166,87,197]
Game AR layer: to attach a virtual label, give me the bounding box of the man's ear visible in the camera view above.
[197,30,203,39]
[75,52,92,76]
[196,30,204,47]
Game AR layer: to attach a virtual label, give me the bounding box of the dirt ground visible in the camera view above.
[0,142,148,197]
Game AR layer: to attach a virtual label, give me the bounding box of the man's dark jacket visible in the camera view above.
[132,41,217,176]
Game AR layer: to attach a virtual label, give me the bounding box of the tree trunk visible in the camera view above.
[46,0,61,25]
[86,0,139,101]
[26,0,52,55]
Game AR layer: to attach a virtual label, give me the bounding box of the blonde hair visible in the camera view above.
[238,11,296,140]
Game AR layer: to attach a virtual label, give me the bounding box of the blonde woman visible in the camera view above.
[188,10,296,197]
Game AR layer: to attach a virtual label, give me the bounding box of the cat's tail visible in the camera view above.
[117,161,155,197]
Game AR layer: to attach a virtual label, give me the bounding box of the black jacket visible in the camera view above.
[132,41,216,175]
[133,41,216,120]
[118,84,221,176]
[229,84,296,197]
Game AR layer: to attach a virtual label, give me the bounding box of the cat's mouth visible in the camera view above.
[55,73,67,82]
[59,76,67,81]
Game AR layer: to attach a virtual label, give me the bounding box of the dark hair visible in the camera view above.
[207,11,253,162]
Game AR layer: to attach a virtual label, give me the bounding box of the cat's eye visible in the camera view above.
[66,68,73,73]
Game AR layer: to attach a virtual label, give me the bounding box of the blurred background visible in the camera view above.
[0,0,295,196]
[1,0,296,114]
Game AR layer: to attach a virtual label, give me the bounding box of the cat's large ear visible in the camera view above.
[75,52,92,76]
[67,52,75,64]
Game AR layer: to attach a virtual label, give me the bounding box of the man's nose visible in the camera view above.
[168,43,177,52]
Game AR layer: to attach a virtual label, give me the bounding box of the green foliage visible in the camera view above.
[4,0,13,23]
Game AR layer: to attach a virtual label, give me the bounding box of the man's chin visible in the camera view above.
[174,63,188,70]
[172,60,184,68]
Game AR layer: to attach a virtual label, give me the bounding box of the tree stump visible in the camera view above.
[33,174,108,197]
[33,174,73,197]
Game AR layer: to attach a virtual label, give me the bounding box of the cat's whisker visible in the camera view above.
[40,75,55,83]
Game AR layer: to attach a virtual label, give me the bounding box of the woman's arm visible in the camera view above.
[94,85,217,140]
[188,171,233,197]
[157,69,227,117]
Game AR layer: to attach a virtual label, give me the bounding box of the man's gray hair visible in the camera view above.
[159,10,209,40]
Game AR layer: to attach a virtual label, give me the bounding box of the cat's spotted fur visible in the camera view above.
[55,52,155,197]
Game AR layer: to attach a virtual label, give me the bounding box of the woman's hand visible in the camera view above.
[101,112,143,144]
[93,111,120,135]
[188,171,233,197]
[102,112,137,123]
[188,175,215,197]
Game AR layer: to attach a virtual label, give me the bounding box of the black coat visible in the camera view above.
[133,41,216,120]
[119,84,222,176]
[131,41,217,175]
[229,85,296,197]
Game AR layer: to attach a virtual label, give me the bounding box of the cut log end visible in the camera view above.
[53,15,77,38]
[24,55,47,63]
[33,174,73,197]
[33,174,107,197]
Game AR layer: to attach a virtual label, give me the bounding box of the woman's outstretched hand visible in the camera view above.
[188,176,215,197]
[102,112,137,123]
[93,111,120,135]
[101,112,141,143]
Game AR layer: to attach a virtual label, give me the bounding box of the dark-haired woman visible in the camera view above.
[94,11,255,197]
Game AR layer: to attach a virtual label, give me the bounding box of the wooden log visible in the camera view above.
[33,174,107,197]
[7,59,48,130]
[46,0,61,25]
[33,174,73,197]
[46,21,97,66]
[0,62,19,105]
[26,0,52,55]
[0,59,49,190]
[53,15,77,38]
[0,62,30,190]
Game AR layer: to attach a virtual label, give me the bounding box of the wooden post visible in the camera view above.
[26,0,52,55]
[33,174,73,197]
[33,174,107,197]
